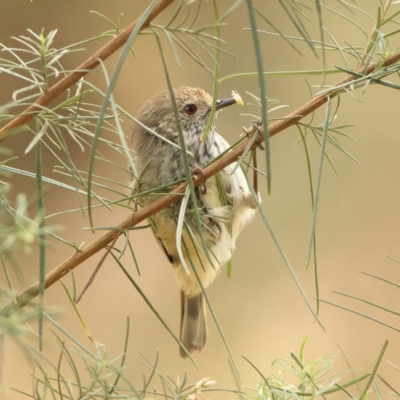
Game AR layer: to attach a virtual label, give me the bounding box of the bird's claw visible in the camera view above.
[242,120,264,150]
[191,163,207,194]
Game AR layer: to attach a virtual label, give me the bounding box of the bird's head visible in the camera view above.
[136,86,236,140]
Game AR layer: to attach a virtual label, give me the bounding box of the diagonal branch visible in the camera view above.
[4,46,400,315]
[0,0,175,145]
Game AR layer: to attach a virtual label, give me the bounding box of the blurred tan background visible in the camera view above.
[2,0,400,398]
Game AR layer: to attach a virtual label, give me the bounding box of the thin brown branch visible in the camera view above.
[4,48,400,315]
[0,0,175,145]
[383,0,393,16]
[75,233,120,304]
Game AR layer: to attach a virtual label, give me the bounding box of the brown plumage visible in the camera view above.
[131,87,257,357]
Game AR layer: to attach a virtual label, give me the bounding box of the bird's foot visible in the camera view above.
[242,120,264,150]
[191,163,206,194]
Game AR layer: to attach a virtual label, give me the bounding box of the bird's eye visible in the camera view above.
[184,104,197,115]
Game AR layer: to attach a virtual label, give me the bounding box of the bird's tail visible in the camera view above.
[179,290,207,358]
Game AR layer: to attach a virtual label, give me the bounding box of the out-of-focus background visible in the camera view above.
[2,0,400,398]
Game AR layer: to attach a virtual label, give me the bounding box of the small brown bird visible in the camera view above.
[131,87,257,357]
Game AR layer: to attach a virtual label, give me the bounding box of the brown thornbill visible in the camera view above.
[131,87,257,357]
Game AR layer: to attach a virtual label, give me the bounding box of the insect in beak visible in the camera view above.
[215,98,237,110]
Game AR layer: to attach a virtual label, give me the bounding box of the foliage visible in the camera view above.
[1,0,400,398]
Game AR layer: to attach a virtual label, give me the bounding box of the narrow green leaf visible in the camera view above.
[386,255,400,264]
[377,375,400,396]
[360,341,388,399]
[305,98,331,274]
[320,3,368,38]
[139,350,159,398]
[319,299,400,332]
[35,138,46,352]
[276,0,316,56]
[243,171,324,330]
[45,313,93,357]
[53,335,78,399]
[162,29,182,68]
[165,0,184,28]
[125,232,141,276]
[87,0,158,230]
[299,334,310,363]
[359,270,400,288]
[314,0,327,83]
[333,291,400,316]
[200,0,220,142]
[245,0,271,193]
[297,126,319,315]
[26,120,49,154]
[153,29,211,263]
[254,7,303,56]
[1,255,13,290]
[109,315,130,395]
[70,269,77,303]
[59,280,93,342]
[290,350,323,394]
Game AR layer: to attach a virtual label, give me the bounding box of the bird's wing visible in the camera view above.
[148,216,174,263]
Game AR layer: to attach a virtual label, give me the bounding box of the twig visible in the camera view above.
[75,233,120,304]
[0,0,175,145]
[3,37,400,315]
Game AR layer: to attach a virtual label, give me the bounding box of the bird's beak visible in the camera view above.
[215,98,237,110]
